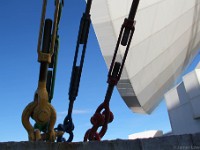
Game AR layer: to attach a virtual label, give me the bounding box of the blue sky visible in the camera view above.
[0,1,199,142]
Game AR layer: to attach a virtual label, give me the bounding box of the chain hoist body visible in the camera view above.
[22,0,64,142]
[55,0,93,142]
[84,0,140,141]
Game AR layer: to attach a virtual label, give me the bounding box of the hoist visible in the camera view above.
[84,0,140,141]
[21,0,64,142]
[55,0,93,142]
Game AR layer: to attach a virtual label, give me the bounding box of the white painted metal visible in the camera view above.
[90,0,200,114]
[128,130,163,140]
[165,63,200,134]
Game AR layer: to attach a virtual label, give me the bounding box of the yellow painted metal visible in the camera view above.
[37,51,51,63]
[41,130,64,141]
[22,0,63,142]
[22,81,57,141]
[37,0,47,58]
[49,0,61,56]
[37,0,61,63]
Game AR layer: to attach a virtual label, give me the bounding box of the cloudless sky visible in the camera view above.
[0,0,199,142]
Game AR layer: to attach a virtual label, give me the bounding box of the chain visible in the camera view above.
[55,101,75,142]
[55,0,93,142]
[84,0,140,141]
[84,63,119,141]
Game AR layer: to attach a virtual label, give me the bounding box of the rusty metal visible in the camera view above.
[84,0,140,141]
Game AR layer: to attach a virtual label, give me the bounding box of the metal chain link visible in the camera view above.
[84,0,140,141]
[56,0,93,142]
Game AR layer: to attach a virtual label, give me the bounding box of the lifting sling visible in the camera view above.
[84,0,140,141]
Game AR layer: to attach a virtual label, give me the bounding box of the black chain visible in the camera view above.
[56,0,93,142]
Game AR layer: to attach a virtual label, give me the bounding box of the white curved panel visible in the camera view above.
[89,0,200,114]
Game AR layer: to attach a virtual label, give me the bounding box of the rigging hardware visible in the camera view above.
[22,0,64,142]
[84,0,140,141]
[46,0,63,103]
[55,0,93,142]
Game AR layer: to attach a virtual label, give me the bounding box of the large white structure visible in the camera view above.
[165,63,200,135]
[90,0,200,114]
[128,130,163,140]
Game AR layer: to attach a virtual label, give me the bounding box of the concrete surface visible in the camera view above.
[0,133,200,150]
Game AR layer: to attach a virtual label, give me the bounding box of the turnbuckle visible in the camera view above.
[37,0,63,63]
[46,0,63,103]
[22,19,57,142]
[55,0,93,142]
[22,0,64,142]
[84,63,120,142]
[84,0,140,141]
